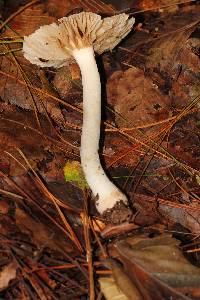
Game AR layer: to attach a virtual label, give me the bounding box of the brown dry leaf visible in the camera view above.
[0,2,64,124]
[101,222,139,238]
[146,31,190,74]
[4,2,56,37]
[103,134,139,167]
[46,0,115,18]
[44,0,78,19]
[132,193,160,227]
[170,37,200,108]
[141,10,200,82]
[52,63,81,101]
[0,111,53,176]
[132,193,200,233]
[15,205,74,254]
[178,38,200,74]
[158,202,200,233]
[41,153,66,183]
[107,68,171,129]
[113,234,200,299]
[71,0,115,14]
[167,143,200,170]
[99,277,129,300]
[0,262,17,290]
[1,0,30,19]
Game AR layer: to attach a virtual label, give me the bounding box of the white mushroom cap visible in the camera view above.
[23,12,135,67]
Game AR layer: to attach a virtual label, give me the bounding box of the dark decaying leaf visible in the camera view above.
[158,202,200,234]
[0,110,58,176]
[107,67,171,130]
[132,193,200,234]
[108,234,200,299]
[145,29,196,75]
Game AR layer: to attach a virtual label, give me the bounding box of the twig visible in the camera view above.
[81,194,95,300]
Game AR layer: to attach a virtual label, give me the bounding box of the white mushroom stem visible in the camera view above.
[73,47,128,214]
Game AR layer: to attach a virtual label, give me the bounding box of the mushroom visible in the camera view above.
[23,12,135,221]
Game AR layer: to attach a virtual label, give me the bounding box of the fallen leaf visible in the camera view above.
[46,0,116,18]
[132,193,200,233]
[5,2,55,37]
[143,12,199,76]
[107,259,142,300]
[0,262,17,290]
[52,63,81,101]
[44,0,77,18]
[99,277,129,300]
[0,111,53,176]
[158,202,200,234]
[0,2,64,124]
[113,234,200,299]
[107,67,171,130]
[63,160,88,189]
[170,37,200,108]
[15,205,74,254]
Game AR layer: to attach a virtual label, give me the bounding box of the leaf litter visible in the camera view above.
[0,0,200,299]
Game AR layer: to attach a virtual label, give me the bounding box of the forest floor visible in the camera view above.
[0,0,200,299]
